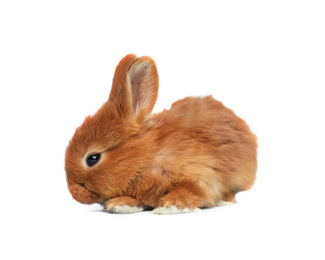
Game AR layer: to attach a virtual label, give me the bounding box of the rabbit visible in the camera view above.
[65,54,258,214]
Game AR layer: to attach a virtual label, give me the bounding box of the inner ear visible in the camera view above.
[129,63,149,114]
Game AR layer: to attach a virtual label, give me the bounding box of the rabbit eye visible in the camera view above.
[86,153,101,167]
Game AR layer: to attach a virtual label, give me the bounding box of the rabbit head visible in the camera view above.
[65,54,159,204]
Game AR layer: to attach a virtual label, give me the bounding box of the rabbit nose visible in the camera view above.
[68,182,101,205]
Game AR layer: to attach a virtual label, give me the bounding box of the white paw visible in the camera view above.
[215,200,235,206]
[153,206,200,214]
[107,205,144,214]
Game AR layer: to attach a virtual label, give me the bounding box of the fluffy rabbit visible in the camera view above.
[65,54,258,214]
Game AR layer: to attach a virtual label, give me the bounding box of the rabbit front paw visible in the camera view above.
[105,196,144,214]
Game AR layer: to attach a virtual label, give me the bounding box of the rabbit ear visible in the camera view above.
[109,54,138,101]
[109,56,159,125]
[127,56,159,123]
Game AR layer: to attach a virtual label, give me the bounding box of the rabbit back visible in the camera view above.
[147,95,257,207]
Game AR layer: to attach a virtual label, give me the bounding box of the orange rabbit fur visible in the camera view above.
[65,54,258,214]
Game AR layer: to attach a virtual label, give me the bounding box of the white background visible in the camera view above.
[1,1,324,259]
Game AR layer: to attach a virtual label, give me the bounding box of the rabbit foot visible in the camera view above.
[215,200,235,206]
[153,206,200,214]
[105,196,144,214]
[153,182,205,214]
